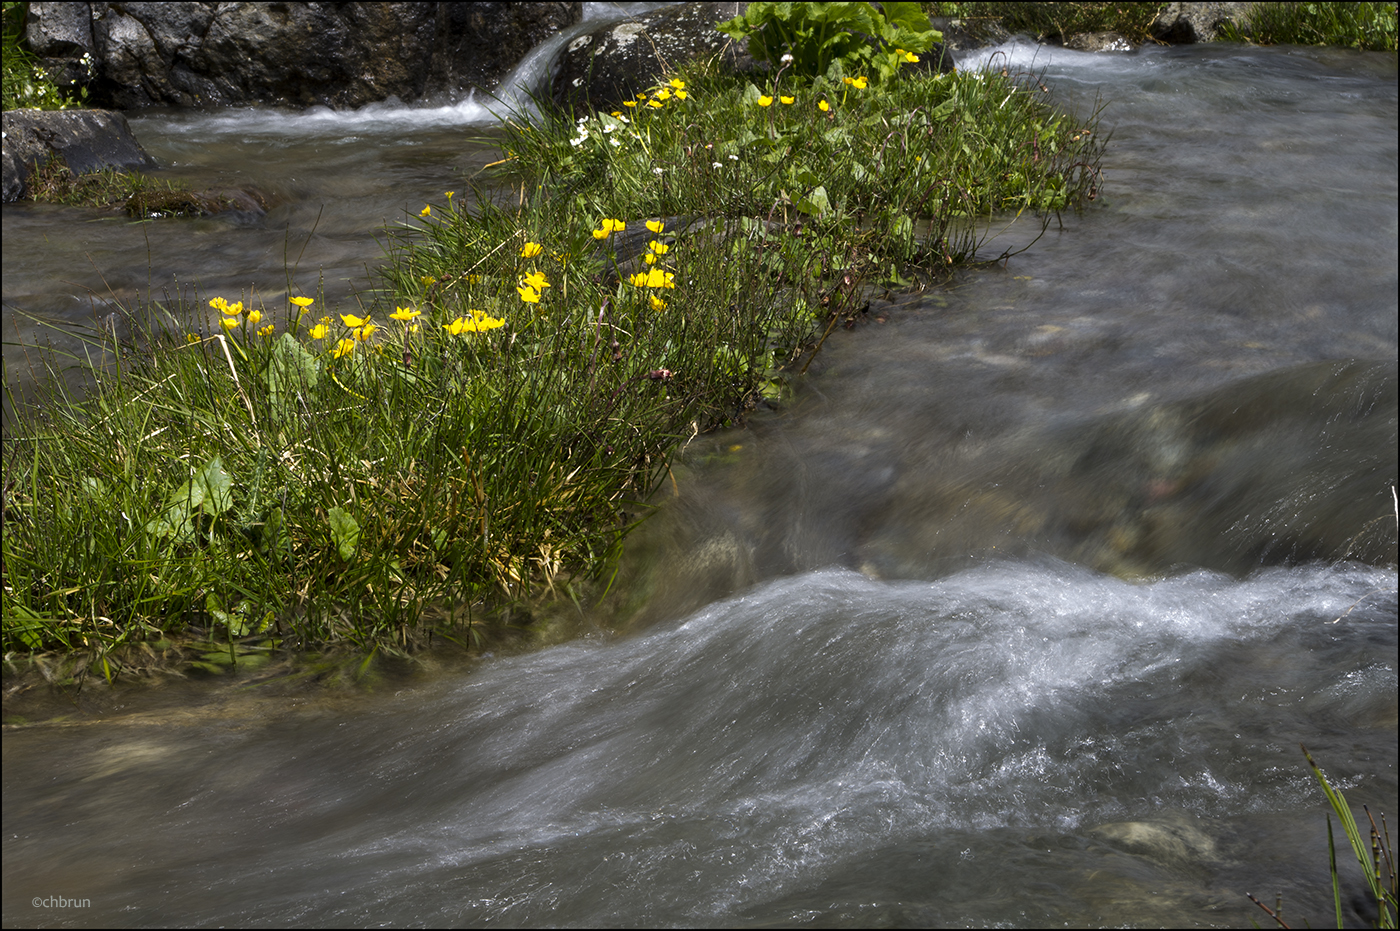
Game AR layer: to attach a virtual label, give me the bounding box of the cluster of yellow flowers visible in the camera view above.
[627,219,676,310]
[210,296,261,333]
[621,78,687,110]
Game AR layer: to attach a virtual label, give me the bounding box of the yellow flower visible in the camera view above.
[246,309,262,326]
[209,296,228,313]
[647,99,663,108]
[331,338,355,358]
[354,322,378,341]
[258,323,276,336]
[228,301,244,316]
[896,48,919,63]
[517,284,541,303]
[850,76,868,89]
[649,294,667,311]
[675,89,688,100]
[290,296,314,308]
[779,95,795,105]
[818,99,830,112]
[220,316,238,332]
[522,270,550,291]
[445,191,455,202]
[648,240,669,255]
[646,219,665,233]
[611,110,623,117]
[445,311,505,335]
[309,323,330,339]
[669,78,685,90]
[340,313,369,328]
[628,268,676,288]
[420,205,431,217]
[623,100,637,108]
[636,92,648,99]
[390,306,421,321]
[757,95,773,107]
[654,88,672,101]
[592,218,625,238]
[186,333,200,343]
[520,241,543,258]
[643,253,657,265]
[421,275,437,286]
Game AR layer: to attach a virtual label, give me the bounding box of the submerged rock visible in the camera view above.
[859,359,1398,579]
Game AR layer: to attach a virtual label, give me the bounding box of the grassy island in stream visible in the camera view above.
[1,39,1105,676]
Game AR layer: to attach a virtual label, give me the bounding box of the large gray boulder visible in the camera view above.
[25,2,581,110]
[553,2,954,116]
[553,2,751,115]
[1150,2,1254,43]
[2,108,155,203]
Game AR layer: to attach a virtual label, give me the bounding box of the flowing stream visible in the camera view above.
[4,39,1397,929]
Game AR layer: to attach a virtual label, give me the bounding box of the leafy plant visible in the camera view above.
[718,1,943,84]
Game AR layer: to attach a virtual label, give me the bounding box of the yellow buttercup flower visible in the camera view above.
[623,100,637,108]
[390,306,421,321]
[258,323,276,336]
[896,48,919,63]
[520,241,543,258]
[522,270,550,291]
[290,296,314,308]
[779,95,795,105]
[246,309,262,326]
[331,338,355,358]
[647,99,663,108]
[517,284,541,303]
[445,310,505,335]
[675,89,688,100]
[628,268,676,289]
[646,219,665,233]
[757,95,773,107]
[643,253,657,265]
[649,294,667,311]
[818,99,830,112]
[654,88,672,101]
[669,78,685,90]
[648,240,669,255]
[420,205,431,216]
[445,191,455,203]
[340,313,369,328]
[309,323,330,339]
[220,316,238,332]
[354,322,378,341]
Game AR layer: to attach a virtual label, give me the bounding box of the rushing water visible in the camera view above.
[4,40,1397,929]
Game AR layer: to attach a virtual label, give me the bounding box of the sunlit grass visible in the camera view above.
[2,53,1104,671]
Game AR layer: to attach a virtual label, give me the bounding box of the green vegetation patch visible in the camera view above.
[2,0,88,110]
[2,25,1103,671]
[1220,2,1398,51]
[929,2,1169,46]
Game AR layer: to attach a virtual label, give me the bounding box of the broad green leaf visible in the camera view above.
[797,185,831,217]
[327,506,360,561]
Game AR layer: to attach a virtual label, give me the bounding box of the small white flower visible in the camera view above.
[712,162,723,169]
[653,167,664,175]
[728,154,739,160]
[781,53,794,63]
[570,135,587,147]
[610,138,621,147]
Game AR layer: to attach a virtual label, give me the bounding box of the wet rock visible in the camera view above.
[2,108,155,203]
[1151,2,1253,43]
[553,2,752,115]
[1064,31,1134,53]
[27,2,581,110]
[929,15,1011,52]
[125,186,269,219]
[554,3,953,115]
